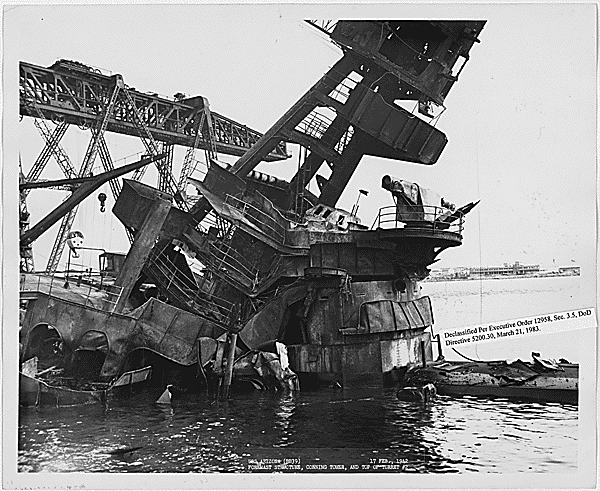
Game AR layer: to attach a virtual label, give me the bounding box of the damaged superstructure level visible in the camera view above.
[20,20,495,404]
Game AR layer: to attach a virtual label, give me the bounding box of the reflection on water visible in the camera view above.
[19,389,577,473]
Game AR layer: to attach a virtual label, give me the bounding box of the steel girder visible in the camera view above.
[158,142,175,194]
[19,160,35,272]
[24,121,74,196]
[45,79,124,273]
[97,134,120,200]
[179,98,217,197]
[21,154,166,249]
[19,61,288,161]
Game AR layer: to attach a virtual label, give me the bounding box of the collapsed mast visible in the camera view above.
[110,20,485,382]
[235,20,486,213]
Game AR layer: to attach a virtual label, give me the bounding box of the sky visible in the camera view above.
[3,1,596,342]
[3,4,597,279]
[1,5,597,322]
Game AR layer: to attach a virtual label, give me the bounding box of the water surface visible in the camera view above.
[18,277,583,473]
[18,389,577,473]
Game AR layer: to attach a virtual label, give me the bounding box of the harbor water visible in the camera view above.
[18,277,583,473]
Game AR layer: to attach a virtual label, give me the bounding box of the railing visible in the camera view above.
[257,254,284,291]
[146,248,237,326]
[224,195,286,244]
[295,109,334,141]
[208,241,259,288]
[371,205,464,235]
[19,273,123,313]
[328,72,363,106]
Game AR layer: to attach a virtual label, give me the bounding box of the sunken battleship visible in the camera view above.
[19,20,487,403]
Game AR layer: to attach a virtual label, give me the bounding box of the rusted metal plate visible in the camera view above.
[358,296,433,333]
[351,90,447,165]
[330,21,485,106]
[239,283,309,349]
[296,344,321,373]
[113,180,190,239]
[287,344,343,375]
[341,341,382,375]
[164,310,209,345]
[391,302,410,330]
[20,290,227,379]
[310,241,400,277]
[380,338,411,371]
[401,301,423,327]
[364,301,394,333]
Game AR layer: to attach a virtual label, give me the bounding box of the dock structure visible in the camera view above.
[20,20,488,394]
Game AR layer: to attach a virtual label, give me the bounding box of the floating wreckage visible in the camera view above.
[19,21,494,402]
[19,355,152,408]
[403,353,578,404]
[397,383,437,403]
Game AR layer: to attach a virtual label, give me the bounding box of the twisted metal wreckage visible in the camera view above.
[19,20,509,405]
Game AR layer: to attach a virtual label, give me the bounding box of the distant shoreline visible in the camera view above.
[424,273,580,283]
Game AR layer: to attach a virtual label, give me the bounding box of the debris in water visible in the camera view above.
[106,446,143,456]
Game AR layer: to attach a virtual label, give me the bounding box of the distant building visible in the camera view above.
[469,261,540,277]
[429,261,578,281]
[428,267,470,280]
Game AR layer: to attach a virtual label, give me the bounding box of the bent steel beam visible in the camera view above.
[20,153,166,247]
